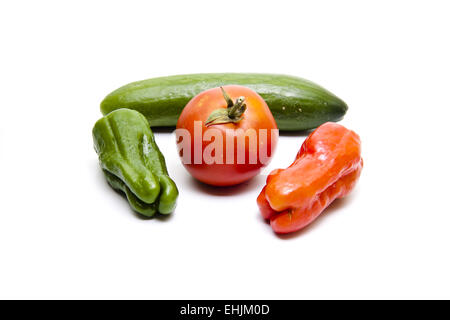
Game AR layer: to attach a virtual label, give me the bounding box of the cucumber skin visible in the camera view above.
[100,73,348,131]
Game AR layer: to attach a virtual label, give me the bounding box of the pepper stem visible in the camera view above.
[205,87,247,126]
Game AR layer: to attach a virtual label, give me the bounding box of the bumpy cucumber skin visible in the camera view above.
[101,73,348,131]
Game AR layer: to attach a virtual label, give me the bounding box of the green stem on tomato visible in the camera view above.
[205,87,247,126]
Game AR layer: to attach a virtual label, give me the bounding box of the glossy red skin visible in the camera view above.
[176,85,278,186]
[257,122,363,234]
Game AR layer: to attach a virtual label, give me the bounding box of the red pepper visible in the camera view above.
[257,122,363,234]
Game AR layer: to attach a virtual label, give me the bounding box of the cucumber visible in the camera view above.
[100,73,347,131]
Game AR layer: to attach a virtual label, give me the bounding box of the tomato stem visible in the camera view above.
[205,87,247,126]
[221,87,234,108]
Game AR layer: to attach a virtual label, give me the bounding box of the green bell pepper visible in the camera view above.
[93,109,178,217]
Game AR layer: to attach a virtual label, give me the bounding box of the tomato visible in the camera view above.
[176,85,278,186]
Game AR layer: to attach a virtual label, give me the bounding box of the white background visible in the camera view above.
[0,0,449,299]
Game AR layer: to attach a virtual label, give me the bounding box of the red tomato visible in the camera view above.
[176,85,278,186]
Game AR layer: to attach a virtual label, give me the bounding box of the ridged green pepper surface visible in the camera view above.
[93,109,178,216]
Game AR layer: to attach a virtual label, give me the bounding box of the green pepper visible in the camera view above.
[93,109,178,217]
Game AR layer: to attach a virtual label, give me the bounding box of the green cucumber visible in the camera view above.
[100,73,347,131]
